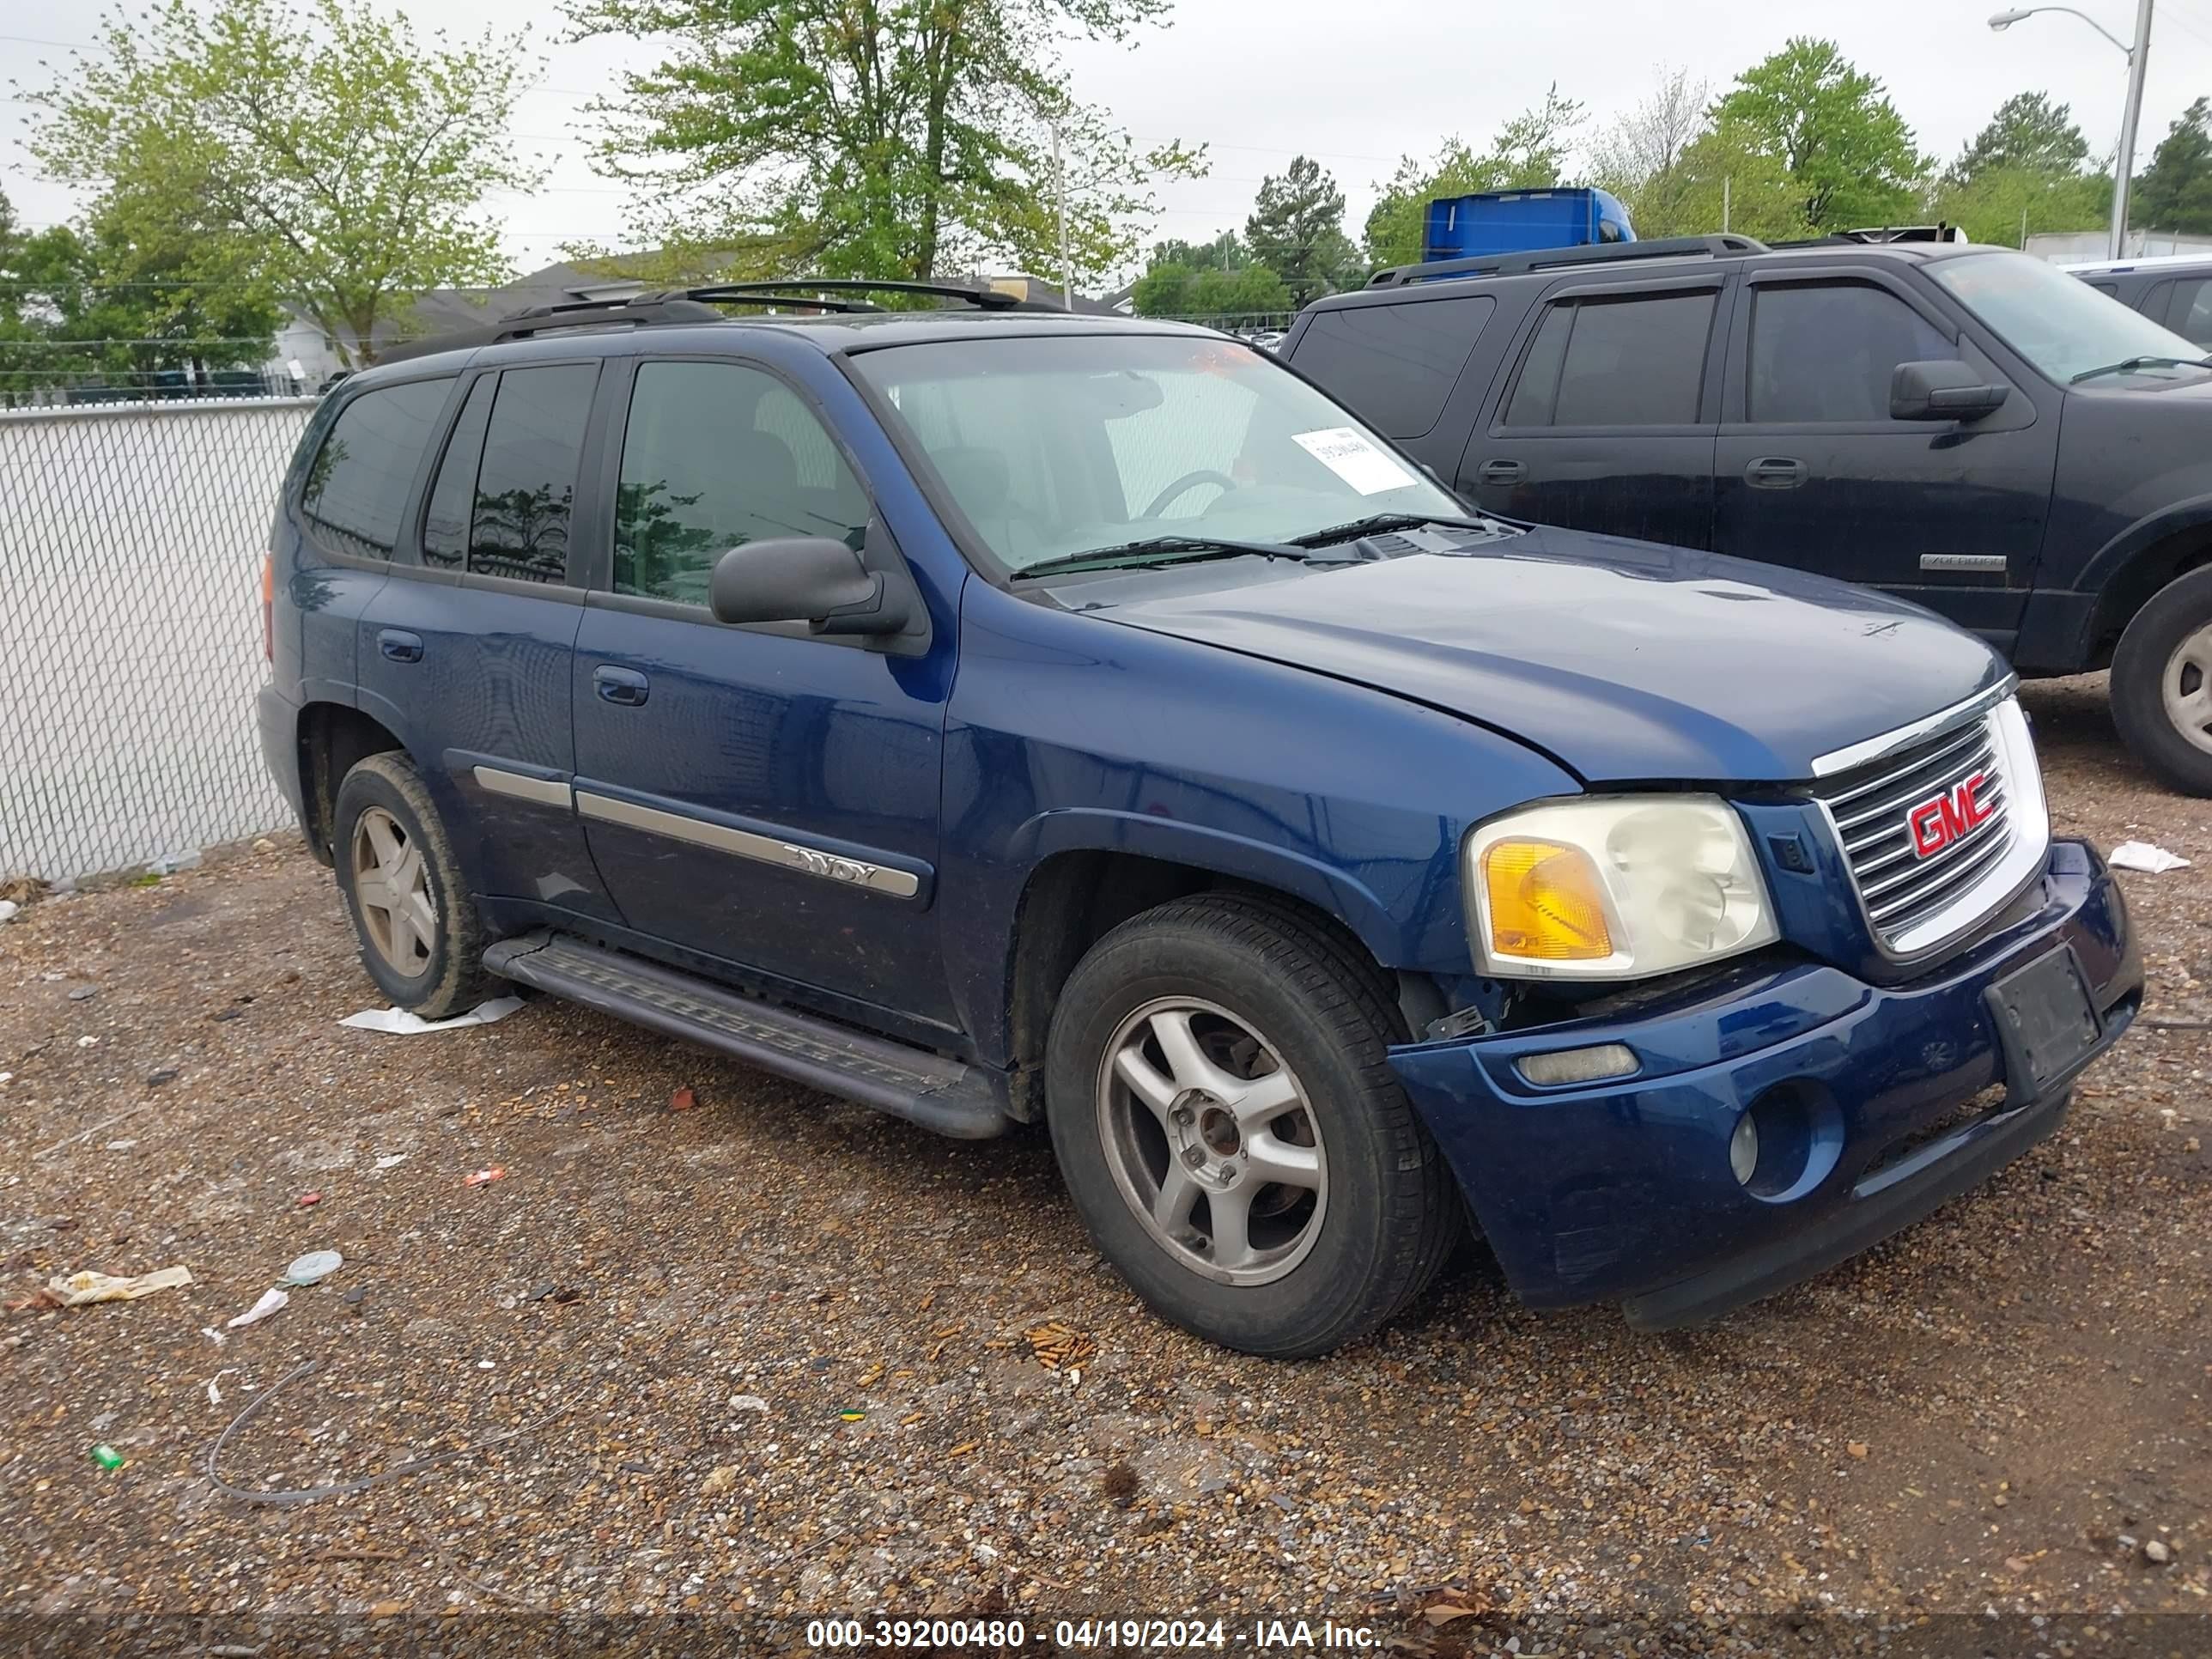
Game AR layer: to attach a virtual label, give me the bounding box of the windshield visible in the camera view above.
[1929,249,2210,384]
[849,333,1468,574]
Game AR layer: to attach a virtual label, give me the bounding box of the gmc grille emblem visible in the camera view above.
[1907,772,1994,859]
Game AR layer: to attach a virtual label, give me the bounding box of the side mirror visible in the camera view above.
[708,537,912,636]
[1891,359,2009,422]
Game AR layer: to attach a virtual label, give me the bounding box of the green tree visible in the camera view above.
[25,0,541,368]
[1617,121,1811,240]
[1244,156,1358,307]
[1932,166,2109,246]
[1711,38,1925,230]
[1363,86,1586,266]
[1131,260,1198,316]
[564,0,1202,292]
[1948,92,2091,187]
[1150,233,1248,272]
[2133,97,2212,235]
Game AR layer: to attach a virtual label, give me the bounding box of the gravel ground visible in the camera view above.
[3,674,2209,1652]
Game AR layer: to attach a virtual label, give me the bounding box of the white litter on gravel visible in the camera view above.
[337,997,524,1035]
[2111,840,2191,873]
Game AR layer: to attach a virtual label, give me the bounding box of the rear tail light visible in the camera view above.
[260,553,275,662]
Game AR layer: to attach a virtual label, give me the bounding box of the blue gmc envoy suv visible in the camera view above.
[258,280,2140,1357]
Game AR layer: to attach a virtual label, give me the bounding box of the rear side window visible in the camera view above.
[1747,283,1952,423]
[1290,295,1495,438]
[2170,279,2212,349]
[418,363,599,582]
[300,378,453,559]
[614,361,870,605]
[1504,292,1715,426]
[421,377,494,570]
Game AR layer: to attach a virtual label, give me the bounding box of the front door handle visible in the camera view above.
[1477,459,1526,486]
[377,629,423,664]
[1745,457,1806,489]
[593,665,650,707]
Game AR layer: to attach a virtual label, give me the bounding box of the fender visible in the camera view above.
[1006,806,1409,967]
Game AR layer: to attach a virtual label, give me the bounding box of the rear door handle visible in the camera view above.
[1477,459,1526,486]
[377,629,423,664]
[592,665,650,707]
[1745,457,1806,489]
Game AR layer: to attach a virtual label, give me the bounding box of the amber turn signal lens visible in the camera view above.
[1481,838,1613,961]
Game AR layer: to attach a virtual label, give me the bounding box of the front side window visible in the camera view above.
[1290,295,1494,439]
[1504,292,1716,427]
[1747,282,1953,423]
[614,362,871,605]
[1930,249,2210,384]
[850,334,1465,575]
[300,378,453,559]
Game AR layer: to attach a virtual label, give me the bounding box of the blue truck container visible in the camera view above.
[1425,187,1635,260]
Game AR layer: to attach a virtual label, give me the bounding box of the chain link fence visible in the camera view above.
[1,396,319,882]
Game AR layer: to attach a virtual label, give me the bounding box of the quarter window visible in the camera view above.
[1504,292,1716,427]
[1748,283,1954,423]
[615,362,871,605]
[300,378,453,559]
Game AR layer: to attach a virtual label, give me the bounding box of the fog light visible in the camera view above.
[1516,1042,1638,1087]
[1729,1112,1759,1186]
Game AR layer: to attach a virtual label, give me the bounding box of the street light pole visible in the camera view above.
[2111,0,2155,258]
[1988,3,2154,259]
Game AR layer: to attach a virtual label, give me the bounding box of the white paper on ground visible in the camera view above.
[338,996,524,1035]
[2109,840,2191,873]
[1290,427,1420,495]
[226,1287,289,1328]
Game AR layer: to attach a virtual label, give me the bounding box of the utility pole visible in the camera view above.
[2111,0,2155,258]
[1054,124,1073,309]
[1722,175,1731,234]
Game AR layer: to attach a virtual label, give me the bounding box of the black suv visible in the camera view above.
[1283,234,2212,793]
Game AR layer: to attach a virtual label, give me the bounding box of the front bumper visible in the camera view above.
[1389,839,2140,1327]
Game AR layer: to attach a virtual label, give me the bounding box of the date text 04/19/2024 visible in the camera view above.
[802,1619,1382,1649]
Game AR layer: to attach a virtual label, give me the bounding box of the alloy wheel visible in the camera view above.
[1095,996,1328,1286]
[349,806,437,974]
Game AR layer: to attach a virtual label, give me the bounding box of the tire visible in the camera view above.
[331,751,491,1019]
[2112,566,2212,796]
[1044,893,1460,1358]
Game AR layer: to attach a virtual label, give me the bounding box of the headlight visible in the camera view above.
[1466,796,1778,980]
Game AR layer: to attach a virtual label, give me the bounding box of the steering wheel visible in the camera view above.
[1140,470,1237,519]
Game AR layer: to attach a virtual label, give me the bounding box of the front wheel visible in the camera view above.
[1044,894,1459,1358]
[2112,566,2212,795]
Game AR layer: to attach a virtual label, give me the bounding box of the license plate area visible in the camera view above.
[1984,946,2101,1105]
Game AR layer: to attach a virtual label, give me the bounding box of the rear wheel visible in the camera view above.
[331,751,490,1018]
[2112,567,2212,795]
[1045,894,1458,1358]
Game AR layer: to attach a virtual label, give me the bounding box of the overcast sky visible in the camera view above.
[7,0,2212,282]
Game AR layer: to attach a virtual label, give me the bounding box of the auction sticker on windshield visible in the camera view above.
[1291,427,1419,495]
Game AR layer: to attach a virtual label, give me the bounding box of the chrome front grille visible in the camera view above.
[1812,695,2046,954]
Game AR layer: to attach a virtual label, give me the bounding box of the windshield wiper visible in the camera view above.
[2069,355,2212,384]
[1008,535,1322,581]
[1289,511,1510,548]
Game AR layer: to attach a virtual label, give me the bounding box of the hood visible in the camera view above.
[1097,527,2009,784]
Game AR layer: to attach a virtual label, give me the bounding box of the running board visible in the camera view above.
[483,931,1012,1139]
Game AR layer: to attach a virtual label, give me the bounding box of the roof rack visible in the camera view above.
[1365,234,1770,288]
[380,276,1058,365]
